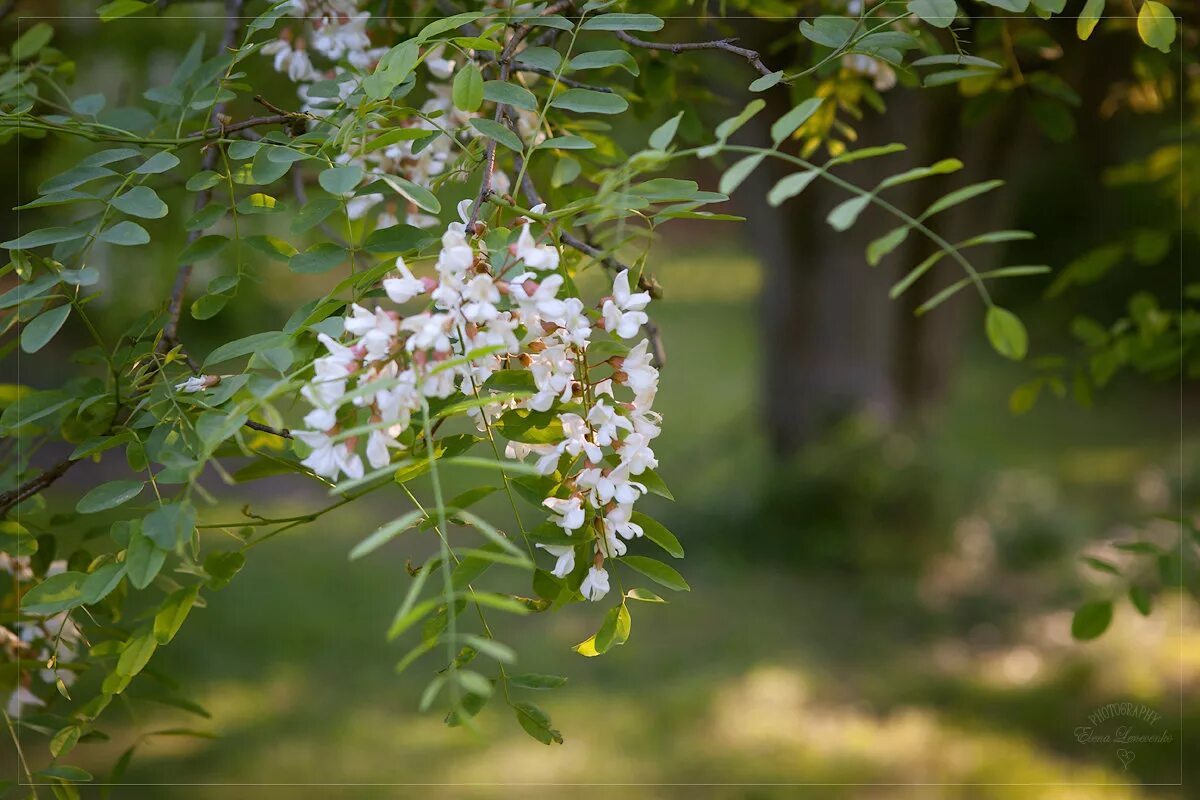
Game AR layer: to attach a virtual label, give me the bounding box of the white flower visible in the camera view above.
[460,274,501,323]
[375,209,399,229]
[536,543,575,578]
[551,297,592,348]
[579,565,610,602]
[6,686,44,717]
[437,224,475,280]
[528,344,575,411]
[576,465,645,507]
[602,269,651,339]
[426,46,456,79]
[175,375,217,393]
[586,399,632,448]
[543,495,585,532]
[346,191,381,217]
[366,427,402,469]
[556,412,601,464]
[383,256,427,303]
[515,222,559,271]
[402,312,453,353]
[617,431,658,475]
[296,430,364,481]
[345,304,398,362]
[509,272,565,323]
[618,339,658,395]
[263,37,320,83]
[311,12,372,62]
[603,504,643,542]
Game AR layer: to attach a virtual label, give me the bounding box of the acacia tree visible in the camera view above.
[0,0,1180,792]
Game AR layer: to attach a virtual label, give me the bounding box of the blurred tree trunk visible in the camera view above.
[740,85,1027,457]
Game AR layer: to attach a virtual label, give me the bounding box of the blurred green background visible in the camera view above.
[2,4,1197,797]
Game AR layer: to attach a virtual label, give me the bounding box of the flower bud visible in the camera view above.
[522,279,540,297]
[528,340,546,353]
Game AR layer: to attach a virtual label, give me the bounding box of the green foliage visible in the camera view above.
[0,0,1183,787]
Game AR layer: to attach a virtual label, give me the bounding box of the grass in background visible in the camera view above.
[43,248,1196,796]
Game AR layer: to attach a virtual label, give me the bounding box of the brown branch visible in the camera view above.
[245,420,292,439]
[475,51,612,92]
[164,0,248,345]
[468,0,574,227]
[0,459,77,518]
[613,30,774,77]
[193,114,292,140]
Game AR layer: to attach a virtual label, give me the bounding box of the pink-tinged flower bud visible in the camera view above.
[522,279,540,296]
[412,350,428,368]
[420,276,438,293]
[593,551,605,569]
[345,436,358,450]
[528,340,546,353]
[496,281,512,295]
[540,320,558,335]
[465,322,479,338]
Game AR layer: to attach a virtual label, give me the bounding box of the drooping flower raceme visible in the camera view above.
[296,211,661,602]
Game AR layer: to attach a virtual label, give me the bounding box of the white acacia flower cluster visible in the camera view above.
[295,205,661,603]
[261,1,540,231]
[1,556,80,716]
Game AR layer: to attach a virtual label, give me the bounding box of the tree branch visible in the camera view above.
[163,0,248,345]
[0,459,77,518]
[468,0,573,227]
[613,30,774,77]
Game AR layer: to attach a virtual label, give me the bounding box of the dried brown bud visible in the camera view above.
[528,340,547,353]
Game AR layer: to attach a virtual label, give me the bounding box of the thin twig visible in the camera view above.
[0,458,77,517]
[164,0,248,344]
[193,114,293,139]
[467,0,573,227]
[245,420,292,438]
[614,30,774,77]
